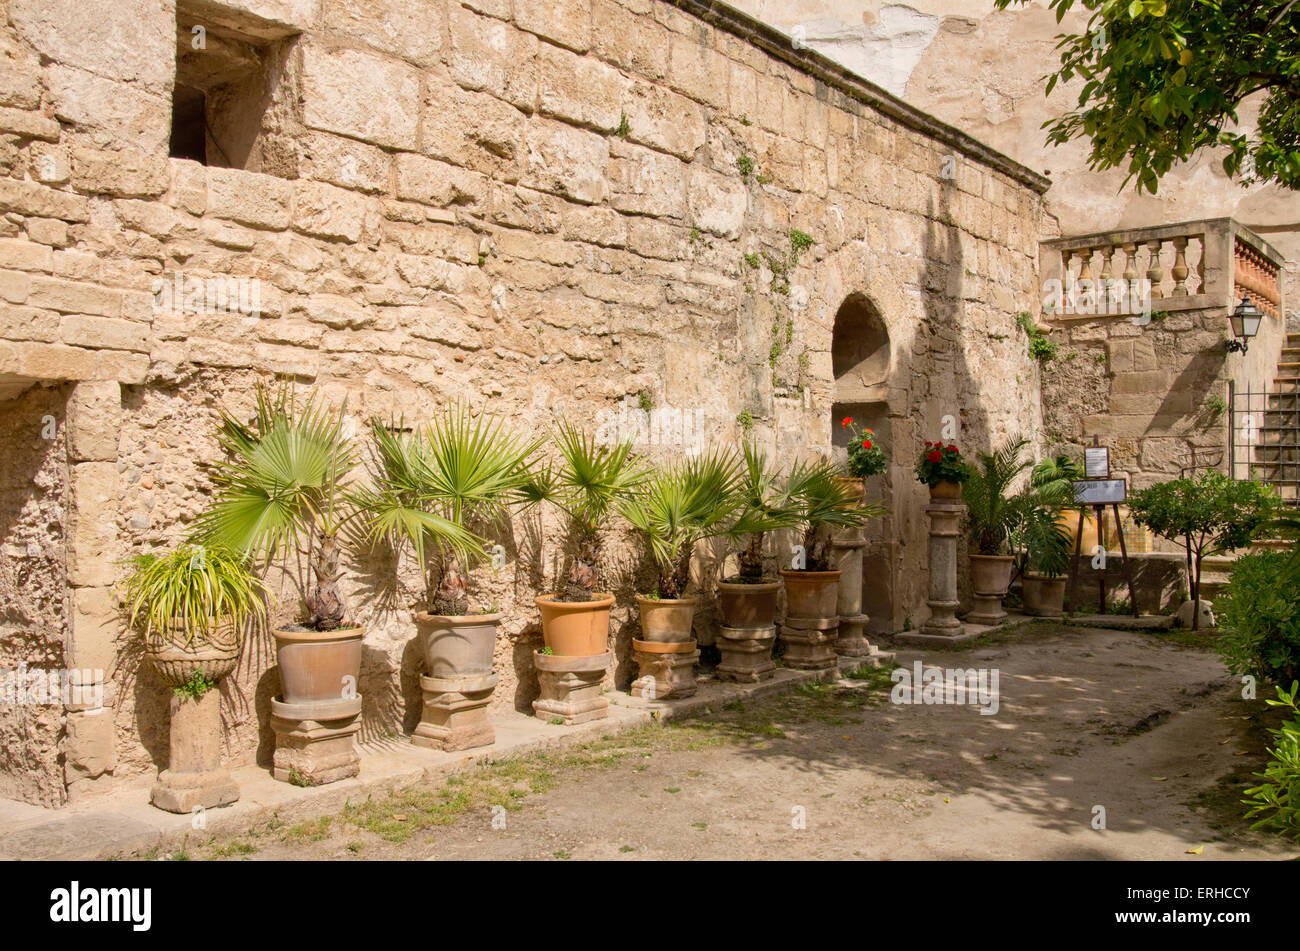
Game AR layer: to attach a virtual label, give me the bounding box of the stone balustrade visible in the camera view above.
[1040,218,1282,319]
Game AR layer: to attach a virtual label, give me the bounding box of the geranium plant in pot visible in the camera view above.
[781,459,885,618]
[196,384,365,707]
[962,436,1033,622]
[717,442,801,629]
[915,441,972,500]
[623,448,743,644]
[519,422,647,656]
[838,416,888,496]
[361,405,538,680]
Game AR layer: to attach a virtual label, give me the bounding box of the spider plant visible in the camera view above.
[726,441,802,582]
[359,405,540,616]
[518,421,647,602]
[120,542,270,645]
[962,436,1034,555]
[194,383,361,631]
[622,448,745,599]
[786,459,886,571]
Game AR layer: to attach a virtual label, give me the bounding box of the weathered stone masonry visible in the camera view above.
[0,0,1049,806]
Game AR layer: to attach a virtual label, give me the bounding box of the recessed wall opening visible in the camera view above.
[169,5,296,171]
[832,292,890,394]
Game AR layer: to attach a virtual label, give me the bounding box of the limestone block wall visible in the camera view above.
[0,0,1049,804]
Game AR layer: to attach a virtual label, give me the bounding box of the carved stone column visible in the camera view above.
[920,499,965,638]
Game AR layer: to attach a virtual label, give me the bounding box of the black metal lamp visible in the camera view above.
[1225,297,1263,353]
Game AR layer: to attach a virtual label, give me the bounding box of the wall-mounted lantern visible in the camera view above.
[1225,297,1262,354]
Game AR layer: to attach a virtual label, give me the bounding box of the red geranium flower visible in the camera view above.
[841,417,853,428]
[862,439,873,449]
[947,445,958,452]
[925,441,933,447]
[926,450,942,463]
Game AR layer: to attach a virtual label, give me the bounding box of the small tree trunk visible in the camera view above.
[307,530,346,631]
[433,555,469,616]
[738,532,765,581]
[563,531,600,602]
[1191,548,1202,631]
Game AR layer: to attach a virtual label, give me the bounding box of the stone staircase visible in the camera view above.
[1259,331,1300,505]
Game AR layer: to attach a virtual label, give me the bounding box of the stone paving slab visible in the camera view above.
[0,651,894,860]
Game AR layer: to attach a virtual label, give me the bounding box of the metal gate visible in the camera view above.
[1231,380,1300,504]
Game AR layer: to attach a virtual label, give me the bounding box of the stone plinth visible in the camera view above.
[412,672,498,752]
[779,616,838,671]
[967,593,1007,626]
[533,650,610,725]
[921,501,965,638]
[631,639,699,700]
[832,522,875,657]
[150,689,239,813]
[270,695,362,786]
[716,625,777,683]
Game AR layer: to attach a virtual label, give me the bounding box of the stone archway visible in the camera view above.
[830,293,902,634]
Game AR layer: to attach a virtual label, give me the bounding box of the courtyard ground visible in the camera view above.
[145,622,1296,862]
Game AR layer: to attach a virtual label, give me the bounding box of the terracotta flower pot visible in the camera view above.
[929,480,962,501]
[834,476,865,500]
[536,593,614,656]
[1021,573,1066,618]
[273,625,365,705]
[780,569,841,619]
[636,595,697,644]
[717,578,780,629]
[969,555,1015,597]
[146,620,241,688]
[415,611,502,678]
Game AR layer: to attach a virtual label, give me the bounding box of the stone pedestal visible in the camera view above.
[412,673,497,752]
[150,689,239,813]
[270,695,362,786]
[832,522,874,657]
[967,593,1008,625]
[631,639,699,700]
[779,616,838,671]
[716,625,777,683]
[533,650,610,725]
[921,501,965,638]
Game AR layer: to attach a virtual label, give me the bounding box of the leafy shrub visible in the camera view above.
[1243,682,1300,841]
[1216,551,1300,686]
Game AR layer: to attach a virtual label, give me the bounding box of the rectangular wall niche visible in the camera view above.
[170,3,298,172]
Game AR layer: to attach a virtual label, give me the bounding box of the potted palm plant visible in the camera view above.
[915,441,972,501]
[781,459,885,617]
[520,422,647,656]
[120,541,269,812]
[963,436,1032,623]
[196,384,364,707]
[361,406,538,679]
[717,442,800,629]
[624,448,743,643]
[1015,456,1077,618]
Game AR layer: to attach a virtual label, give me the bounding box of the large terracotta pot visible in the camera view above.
[834,476,865,500]
[146,621,241,688]
[969,555,1015,596]
[273,625,365,705]
[1021,573,1066,618]
[717,579,780,629]
[536,593,614,656]
[780,569,841,619]
[929,480,962,502]
[636,595,697,644]
[415,611,502,678]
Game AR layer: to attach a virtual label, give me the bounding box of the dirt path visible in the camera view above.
[165,624,1295,861]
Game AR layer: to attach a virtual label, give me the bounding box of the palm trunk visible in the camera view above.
[805,524,834,572]
[307,530,346,630]
[563,530,600,602]
[738,532,765,580]
[433,554,469,616]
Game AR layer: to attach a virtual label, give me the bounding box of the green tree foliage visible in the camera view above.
[994,0,1300,192]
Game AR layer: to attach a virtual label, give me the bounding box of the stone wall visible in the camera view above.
[0,0,1049,804]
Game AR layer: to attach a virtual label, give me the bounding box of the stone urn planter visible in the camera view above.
[270,625,365,786]
[632,596,698,699]
[780,569,840,619]
[1021,573,1066,618]
[412,611,503,751]
[145,623,242,814]
[717,579,780,629]
[536,593,614,656]
[929,480,963,502]
[779,569,840,670]
[968,555,1014,624]
[273,624,365,705]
